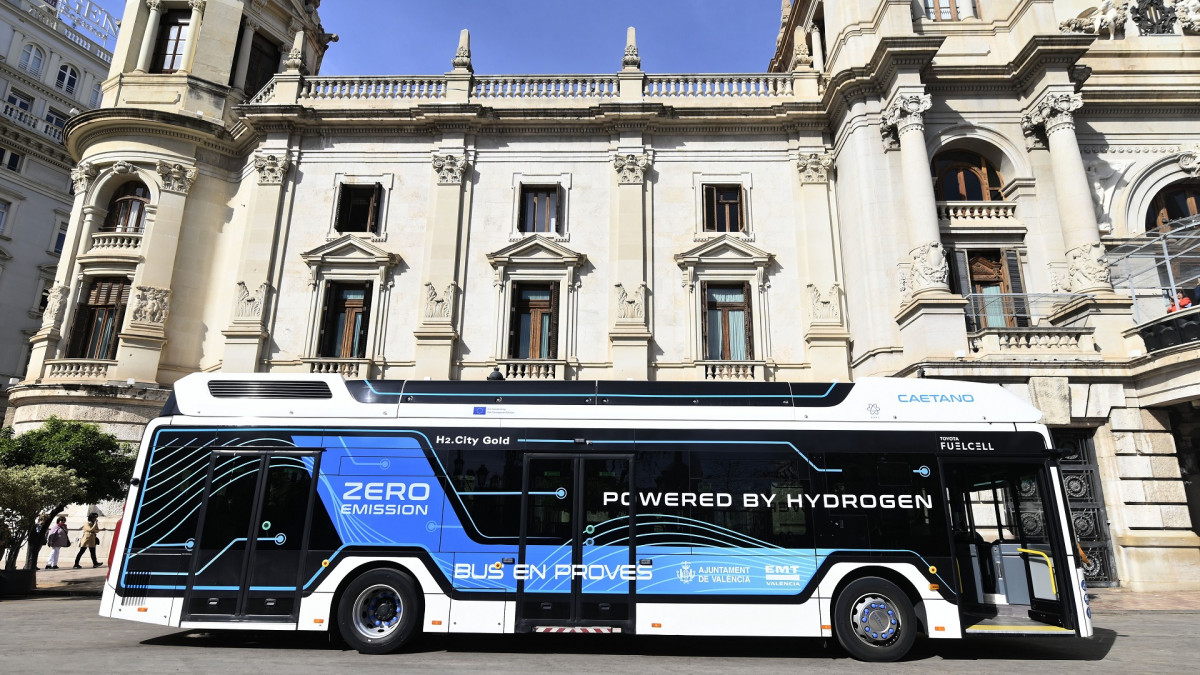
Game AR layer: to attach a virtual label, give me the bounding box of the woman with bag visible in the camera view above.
[74,513,103,569]
[45,516,70,570]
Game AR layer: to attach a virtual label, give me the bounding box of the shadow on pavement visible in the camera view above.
[141,628,1117,662]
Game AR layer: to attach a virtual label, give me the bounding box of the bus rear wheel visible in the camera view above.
[833,576,916,662]
[337,568,419,654]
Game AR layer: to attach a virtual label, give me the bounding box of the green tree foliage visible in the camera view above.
[0,465,83,570]
[0,418,133,570]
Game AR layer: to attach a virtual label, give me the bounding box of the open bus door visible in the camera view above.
[943,461,1078,635]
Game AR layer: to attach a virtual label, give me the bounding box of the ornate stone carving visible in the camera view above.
[132,286,170,325]
[1179,0,1200,32]
[908,241,949,293]
[1060,1,1131,39]
[283,47,304,72]
[798,152,833,183]
[789,27,812,70]
[432,154,468,185]
[807,283,842,323]
[1067,242,1112,290]
[145,0,162,11]
[615,282,646,320]
[452,29,472,72]
[253,152,291,185]
[111,160,136,175]
[234,281,268,319]
[156,160,197,194]
[187,0,205,12]
[1131,0,1178,34]
[1179,150,1200,176]
[880,94,932,148]
[622,26,641,70]
[41,284,69,327]
[71,162,97,193]
[613,153,652,184]
[1022,93,1084,147]
[1085,161,1130,232]
[423,281,456,319]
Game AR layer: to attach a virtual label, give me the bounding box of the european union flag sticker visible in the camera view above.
[472,407,486,415]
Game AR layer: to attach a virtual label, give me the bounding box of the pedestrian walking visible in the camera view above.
[45,516,70,570]
[73,513,103,569]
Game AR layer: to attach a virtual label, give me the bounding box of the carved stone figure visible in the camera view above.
[1067,242,1112,290]
[432,154,467,185]
[1062,2,1132,38]
[234,281,268,319]
[424,281,456,319]
[613,153,652,184]
[910,242,949,291]
[798,152,833,183]
[254,153,291,184]
[111,160,136,175]
[615,282,646,320]
[1085,161,1130,231]
[42,284,69,327]
[1179,150,1200,176]
[807,283,842,323]
[132,286,170,325]
[71,162,97,193]
[156,160,197,194]
[1179,0,1200,31]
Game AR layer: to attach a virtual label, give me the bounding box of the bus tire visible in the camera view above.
[336,568,420,654]
[833,576,916,662]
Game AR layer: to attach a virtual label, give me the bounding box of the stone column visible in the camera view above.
[115,160,198,384]
[232,19,258,92]
[178,0,205,75]
[797,152,850,380]
[413,145,471,379]
[610,145,654,379]
[1023,92,1112,293]
[221,151,292,372]
[810,26,825,73]
[134,0,163,72]
[882,92,969,361]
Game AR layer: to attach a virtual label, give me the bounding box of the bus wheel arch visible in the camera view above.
[830,572,921,662]
[333,565,423,654]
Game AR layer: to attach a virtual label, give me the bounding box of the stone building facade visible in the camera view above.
[7,0,1200,591]
[0,0,112,413]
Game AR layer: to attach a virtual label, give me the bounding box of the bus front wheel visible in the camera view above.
[337,568,419,654]
[833,576,916,662]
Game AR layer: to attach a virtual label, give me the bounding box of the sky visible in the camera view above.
[88,0,785,75]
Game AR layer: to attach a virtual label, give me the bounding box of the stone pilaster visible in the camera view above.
[610,147,654,379]
[414,146,471,378]
[796,151,850,380]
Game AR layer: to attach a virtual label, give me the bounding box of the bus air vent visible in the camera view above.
[207,380,334,399]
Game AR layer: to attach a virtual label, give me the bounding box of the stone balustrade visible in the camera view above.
[305,358,370,378]
[969,327,1096,355]
[298,76,447,102]
[89,231,143,251]
[500,359,561,380]
[472,75,619,100]
[44,359,116,381]
[700,361,761,380]
[936,201,1018,226]
[643,74,794,99]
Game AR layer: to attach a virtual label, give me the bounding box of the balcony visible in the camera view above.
[304,358,371,378]
[1134,307,1200,354]
[499,359,562,380]
[937,201,1019,234]
[964,293,1097,357]
[698,361,763,380]
[1,103,65,143]
[44,359,116,382]
[88,231,143,252]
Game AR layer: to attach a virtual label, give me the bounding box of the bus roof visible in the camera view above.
[167,374,1044,425]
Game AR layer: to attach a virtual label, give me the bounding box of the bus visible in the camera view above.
[100,374,1093,662]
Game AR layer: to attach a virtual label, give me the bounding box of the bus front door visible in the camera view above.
[945,461,1076,634]
[182,451,320,623]
[517,454,636,632]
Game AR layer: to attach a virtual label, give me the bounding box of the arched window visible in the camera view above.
[1146,180,1200,232]
[932,150,1005,201]
[101,182,150,233]
[56,65,79,95]
[19,44,44,76]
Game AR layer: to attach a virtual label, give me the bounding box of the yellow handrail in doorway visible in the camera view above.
[1017,548,1057,595]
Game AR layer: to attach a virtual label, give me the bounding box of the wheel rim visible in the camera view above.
[848,593,902,647]
[351,583,404,641]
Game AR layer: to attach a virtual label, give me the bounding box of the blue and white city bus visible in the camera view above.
[100,374,1092,662]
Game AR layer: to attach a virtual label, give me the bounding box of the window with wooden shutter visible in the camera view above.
[519,186,562,234]
[66,277,130,359]
[335,184,383,234]
[703,281,753,360]
[703,185,745,233]
[509,282,557,359]
[950,248,1027,330]
[318,281,372,357]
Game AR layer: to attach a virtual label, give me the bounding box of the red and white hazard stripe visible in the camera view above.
[534,626,618,634]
